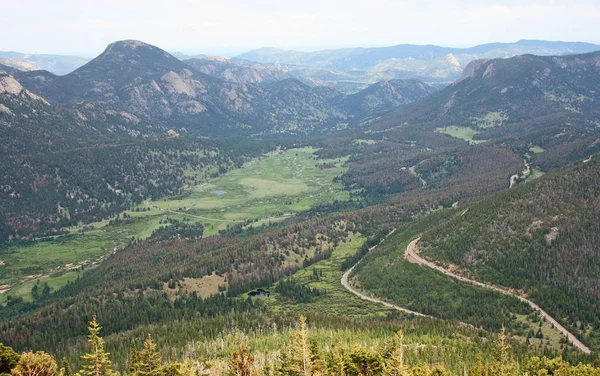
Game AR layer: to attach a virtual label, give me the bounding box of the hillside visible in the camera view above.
[0,69,284,239]
[344,78,436,116]
[0,71,163,155]
[415,156,600,349]
[184,56,287,85]
[366,51,600,169]
[2,43,600,376]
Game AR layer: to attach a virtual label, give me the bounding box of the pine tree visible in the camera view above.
[489,326,517,376]
[31,283,39,301]
[128,340,139,375]
[298,316,310,376]
[278,316,313,376]
[77,316,118,376]
[228,346,255,376]
[328,340,346,376]
[133,334,162,376]
[386,330,409,376]
[59,358,72,376]
[308,340,326,375]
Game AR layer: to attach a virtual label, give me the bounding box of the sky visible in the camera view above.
[2,0,600,56]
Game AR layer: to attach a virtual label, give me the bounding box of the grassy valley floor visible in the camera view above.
[0,147,349,304]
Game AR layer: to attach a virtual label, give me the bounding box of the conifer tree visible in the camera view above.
[328,340,346,376]
[128,340,139,375]
[279,315,313,376]
[59,358,72,376]
[489,326,517,376]
[385,330,409,376]
[77,316,118,376]
[133,334,162,376]
[228,346,255,376]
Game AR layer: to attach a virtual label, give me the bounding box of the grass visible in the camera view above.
[523,167,545,183]
[147,147,349,235]
[1,267,95,304]
[435,126,486,144]
[260,233,392,317]
[0,148,349,303]
[529,146,545,154]
[513,314,569,351]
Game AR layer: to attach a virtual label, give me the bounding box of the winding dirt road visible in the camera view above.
[405,238,591,354]
[340,230,431,318]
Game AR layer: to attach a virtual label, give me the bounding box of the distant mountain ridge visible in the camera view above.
[0,51,90,75]
[13,40,434,136]
[237,39,600,67]
[366,50,600,170]
[236,40,600,85]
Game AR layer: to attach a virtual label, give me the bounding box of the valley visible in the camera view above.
[2,24,600,375]
[0,147,348,303]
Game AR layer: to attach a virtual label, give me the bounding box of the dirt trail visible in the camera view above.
[340,230,431,318]
[405,238,591,354]
[151,206,245,223]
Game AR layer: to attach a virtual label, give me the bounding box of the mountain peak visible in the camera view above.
[106,39,152,50]
[100,39,176,60]
[73,40,188,78]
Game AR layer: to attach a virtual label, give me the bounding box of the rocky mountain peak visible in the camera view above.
[82,40,188,76]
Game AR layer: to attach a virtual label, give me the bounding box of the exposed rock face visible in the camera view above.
[0,57,37,72]
[185,57,287,85]
[0,73,24,94]
[455,59,489,84]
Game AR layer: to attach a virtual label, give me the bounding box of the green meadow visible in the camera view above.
[263,233,391,317]
[0,147,349,303]
[436,126,486,144]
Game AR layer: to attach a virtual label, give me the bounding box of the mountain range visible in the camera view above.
[8,40,435,137]
[4,39,599,94]
[2,35,600,374]
[235,39,600,88]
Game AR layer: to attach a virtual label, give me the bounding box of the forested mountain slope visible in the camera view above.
[417,156,600,349]
[343,78,435,116]
[0,71,161,155]
[367,51,600,169]
[0,69,281,239]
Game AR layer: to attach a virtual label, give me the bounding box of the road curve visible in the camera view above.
[405,238,591,354]
[340,230,431,318]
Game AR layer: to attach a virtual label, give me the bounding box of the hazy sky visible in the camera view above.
[3,0,600,56]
